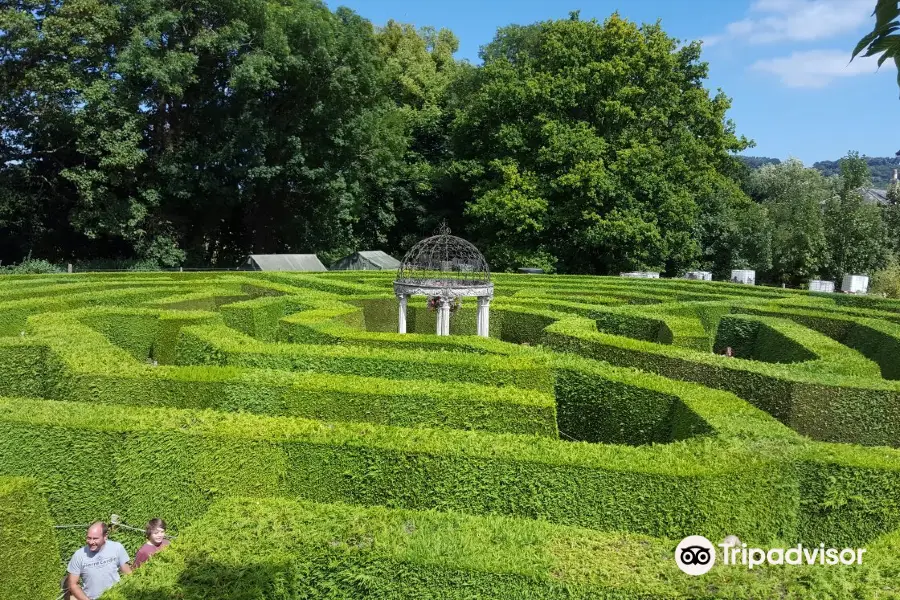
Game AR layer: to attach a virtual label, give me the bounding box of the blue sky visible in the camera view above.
[328,0,898,166]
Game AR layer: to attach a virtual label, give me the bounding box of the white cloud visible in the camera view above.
[750,49,880,88]
[704,0,873,47]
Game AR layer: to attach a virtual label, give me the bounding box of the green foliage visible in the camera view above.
[5,270,900,596]
[695,177,772,279]
[714,315,818,364]
[554,369,712,445]
[446,14,750,275]
[545,313,900,447]
[739,156,782,169]
[104,496,900,600]
[852,0,900,95]
[177,323,554,392]
[871,255,900,298]
[0,477,61,600]
[7,311,559,437]
[749,159,829,285]
[0,394,804,544]
[822,152,890,280]
[0,258,64,275]
[813,155,900,188]
[0,0,410,265]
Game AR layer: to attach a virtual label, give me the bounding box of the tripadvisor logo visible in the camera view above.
[675,535,716,576]
[675,535,867,576]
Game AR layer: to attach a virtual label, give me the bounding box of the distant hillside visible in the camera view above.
[741,155,899,189]
[812,157,898,189]
[739,156,781,169]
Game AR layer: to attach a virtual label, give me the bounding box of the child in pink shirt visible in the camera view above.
[133,518,170,568]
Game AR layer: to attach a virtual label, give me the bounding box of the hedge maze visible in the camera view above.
[1,271,899,597]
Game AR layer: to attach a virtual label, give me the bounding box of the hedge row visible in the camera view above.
[0,477,61,600]
[0,285,184,336]
[734,304,900,381]
[13,313,559,437]
[219,295,308,342]
[0,395,801,545]
[553,364,712,445]
[275,298,557,355]
[713,314,881,379]
[257,272,384,295]
[176,323,554,392]
[72,307,222,363]
[104,496,900,600]
[798,442,900,546]
[545,316,900,448]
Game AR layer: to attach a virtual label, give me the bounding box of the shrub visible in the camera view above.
[0,395,801,544]
[545,316,900,447]
[104,496,900,600]
[0,477,61,599]
[0,258,63,275]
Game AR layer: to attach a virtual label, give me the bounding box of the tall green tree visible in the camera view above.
[749,159,829,285]
[694,177,772,280]
[372,20,464,252]
[822,152,890,279]
[884,179,900,257]
[447,12,751,273]
[0,0,407,265]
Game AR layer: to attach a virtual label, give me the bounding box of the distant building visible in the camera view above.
[239,254,327,272]
[329,250,400,271]
[857,168,897,206]
[859,187,889,205]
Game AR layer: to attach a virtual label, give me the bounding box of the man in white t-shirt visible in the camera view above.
[65,522,132,600]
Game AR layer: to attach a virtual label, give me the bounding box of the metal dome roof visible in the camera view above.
[395,224,491,290]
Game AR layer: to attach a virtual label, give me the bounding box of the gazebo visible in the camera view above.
[393,225,494,337]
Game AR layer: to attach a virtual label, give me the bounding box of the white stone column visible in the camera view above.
[477,297,491,337]
[397,294,407,334]
[437,297,451,336]
[477,296,485,337]
[436,298,444,335]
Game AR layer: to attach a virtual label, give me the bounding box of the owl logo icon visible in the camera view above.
[675,536,716,575]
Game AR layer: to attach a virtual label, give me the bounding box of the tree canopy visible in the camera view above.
[2,1,897,284]
[448,12,751,274]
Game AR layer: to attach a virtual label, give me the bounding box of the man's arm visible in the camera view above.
[118,543,133,575]
[66,573,90,600]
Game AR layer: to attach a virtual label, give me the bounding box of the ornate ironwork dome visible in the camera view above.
[396,224,490,287]
[393,224,494,336]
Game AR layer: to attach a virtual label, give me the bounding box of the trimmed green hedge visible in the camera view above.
[175,323,554,392]
[554,367,712,445]
[219,295,307,342]
[545,316,900,447]
[0,285,184,336]
[736,304,900,380]
[0,395,800,544]
[715,315,818,364]
[798,443,900,547]
[105,497,900,600]
[13,313,559,437]
[0,477,60,600]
